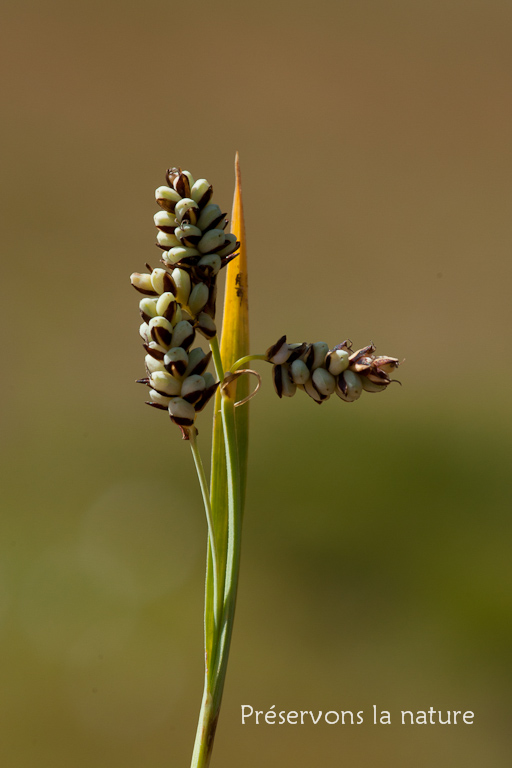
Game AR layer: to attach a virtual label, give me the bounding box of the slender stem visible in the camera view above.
[190,688,216,768]
[210,335,225,382]
[189,430,221,632]
[229,353,267,373]
[189,392,243,768]
[191,341,246,768]
[210,395,242,713]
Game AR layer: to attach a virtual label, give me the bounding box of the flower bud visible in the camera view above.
[361,377,389,393]
[130,272,157,296]
[148,389,172,409]
[194,380,219,412]
[196,312,217,339]
[145,354,165,374]
[154,210,178,232]
[311,342,329,370]
[266,335,290,365]
[190,179,213,208]
[181,374,206,404]
[171,268,191,305]
[171,320,195,351]
[155,292,178,323]
[371,356,400,376]
[151,268,175,295]
[165,245,200,266]
[168,397,196,427]
[185,348,211,377]
[150,370,182,397]
[174,222,202,247]
[202,371,216,389]
[182,170,195,188]
[350,356,373,374]
[273,364,296,398]
[290,359,310,385]
[139,297,158,323]
[174,197,199,224]
[156,185,181,212]
[149,316,174,348]
[349,343,376,368]
[304,377,327,403]
[217,233,239,257]
[197,204,224,232]
[167,168,191,198]
[144,341,166,360]
[325,347,350,376]
[312,367,336,396]
[156,231,181,249]
[164,347,189,378]
[336,370,363,402]
[188,282,209,315]
[197,228,226,254]
[197,253,222,275]
[139,322,150,343]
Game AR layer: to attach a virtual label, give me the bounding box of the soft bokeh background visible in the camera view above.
[2,0,511,765]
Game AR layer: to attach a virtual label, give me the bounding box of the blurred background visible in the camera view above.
[2,0,511,765]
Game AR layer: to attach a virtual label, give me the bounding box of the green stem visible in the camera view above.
[189,430,221,632]
[229,353,267,373]
[190,688,217,768]
[190,338,248,768]
[190,392,243,768]
[210,335,225,381]
[209,395,242,713]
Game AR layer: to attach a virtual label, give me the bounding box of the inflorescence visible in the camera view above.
[266,336,400,403]
[130,167,239,435]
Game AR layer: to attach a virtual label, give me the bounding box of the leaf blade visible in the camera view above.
[221,152,250,503]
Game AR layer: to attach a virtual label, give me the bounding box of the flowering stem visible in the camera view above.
[190,379,243,768]
[229,354,267,373]
[188,430,221,632]
[212,393,242,698]
[210,335,225,382]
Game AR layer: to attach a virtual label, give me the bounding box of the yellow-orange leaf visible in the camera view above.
[221,152,250,372]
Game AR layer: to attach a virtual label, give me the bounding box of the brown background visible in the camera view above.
[2,0,511,766]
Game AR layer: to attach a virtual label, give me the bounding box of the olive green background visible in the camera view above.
[2,0,511,766]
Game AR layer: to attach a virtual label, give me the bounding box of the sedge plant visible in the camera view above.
[130,156,400,767]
